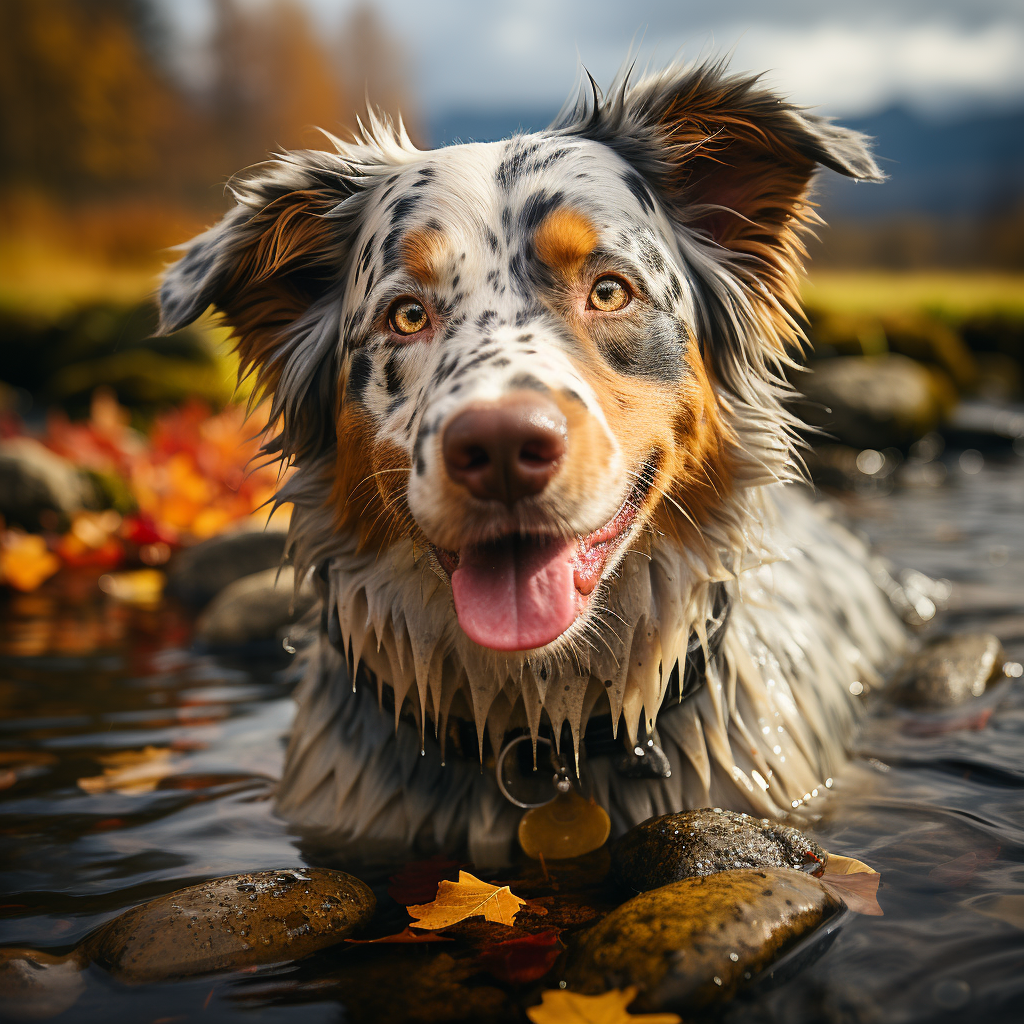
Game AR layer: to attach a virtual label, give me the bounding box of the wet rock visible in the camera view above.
[196,566,315,646]
[0,947,86,1020]
[166,528,288,609]
[0,437,97,530]
[612,809,827,894]
[888,633,1005,708]
[795,355,949,450]
[561,867,843,1012]
[88,867,374,983]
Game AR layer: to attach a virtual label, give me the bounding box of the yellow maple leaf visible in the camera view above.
[77,746,176,795]
[527,987,681,1024]
[406,870,526,929]
[824,854,877,876]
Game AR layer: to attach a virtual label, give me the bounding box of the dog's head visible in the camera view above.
[160,60,879,658]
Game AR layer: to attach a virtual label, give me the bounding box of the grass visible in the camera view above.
[803,271,1024,320]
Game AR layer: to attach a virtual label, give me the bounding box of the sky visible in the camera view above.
[162,0,1024,121]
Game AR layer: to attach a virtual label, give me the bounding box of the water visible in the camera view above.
[1,447,1023,1023]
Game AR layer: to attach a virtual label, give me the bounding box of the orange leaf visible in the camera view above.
[406,870,526,930]
[527,987,681,1024]
[0,534,60,592]
[822,854,883,916]
[77,746,176,795]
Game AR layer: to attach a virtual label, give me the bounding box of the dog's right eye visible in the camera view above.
[389,298,429,336]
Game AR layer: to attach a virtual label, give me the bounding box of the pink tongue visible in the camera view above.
[451,536,577,651]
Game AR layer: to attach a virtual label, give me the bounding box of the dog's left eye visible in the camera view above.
[389,298,429,336]
[588,275,631,312]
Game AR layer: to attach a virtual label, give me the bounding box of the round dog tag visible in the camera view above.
[517,788,611,860]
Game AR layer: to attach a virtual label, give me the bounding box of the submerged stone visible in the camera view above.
[88,868,374,983]
[196,566,316,646]
[0,947,86,1020]
[562,867,842,1012]
[888,633,1004,708]
[612,809,827,893]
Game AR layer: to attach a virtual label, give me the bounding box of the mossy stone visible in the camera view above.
[88,868,375,983]
[562,867,842,1012]
[612,808,827,893]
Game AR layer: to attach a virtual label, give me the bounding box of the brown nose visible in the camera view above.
[442,393,567,505]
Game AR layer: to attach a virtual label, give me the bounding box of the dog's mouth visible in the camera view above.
[433,458,658,651]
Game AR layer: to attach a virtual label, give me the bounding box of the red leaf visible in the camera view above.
[821,872,883,916]
[346,926,453,945]
[387,857,463,906]
[929,848,999,887]
[476,929,562,984]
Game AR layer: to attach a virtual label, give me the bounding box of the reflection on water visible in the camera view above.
[1,449,1023,1023]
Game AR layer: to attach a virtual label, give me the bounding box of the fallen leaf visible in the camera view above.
[77,746,176,795]
[407,870,526,930]
[345,927,452,945]
[388,858,463,905]
[929,848,999,887]
[901,708,993,736]
[825,854,877,875]
[0,533,60,592]
[477,929,562,984]
[527,986,681,1024]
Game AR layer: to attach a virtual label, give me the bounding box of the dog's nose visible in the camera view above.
[443,393,567,505]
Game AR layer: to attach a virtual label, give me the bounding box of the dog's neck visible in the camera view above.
[312,485,780,768]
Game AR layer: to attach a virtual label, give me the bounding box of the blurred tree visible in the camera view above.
[337,3,421,145]
[0,0,188,194]
[208,0,350,177]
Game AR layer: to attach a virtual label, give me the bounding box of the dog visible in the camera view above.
[159,58,907,865]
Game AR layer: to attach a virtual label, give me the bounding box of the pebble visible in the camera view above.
[0,437,96,531]
[0,947,86,1020]
[166,528,288,609]
[87,868,374,983]
[887,633,1004,708]
[612,809,827,893]
[196,566,316,646]
[561,867,842,1012]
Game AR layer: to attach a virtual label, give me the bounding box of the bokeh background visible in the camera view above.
[1,0,1023,597]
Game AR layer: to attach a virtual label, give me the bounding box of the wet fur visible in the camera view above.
[159,58,906,864]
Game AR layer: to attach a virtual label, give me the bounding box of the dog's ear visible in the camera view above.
[158,152,359,398]
[560,61,881,346]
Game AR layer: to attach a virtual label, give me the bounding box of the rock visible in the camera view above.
[612,809,827,893]
[0,437,96,530]
[888,633,1004,708]
[196,566,315,646]
[0,947,86,1020]
[87,868,374,984]
[561,868,843,1012]
[166,528,288,608]
[795,355,949,450]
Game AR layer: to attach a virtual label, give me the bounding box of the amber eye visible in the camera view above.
[389,298,429,335]
[588,275,630,312]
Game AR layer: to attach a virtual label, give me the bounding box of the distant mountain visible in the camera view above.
[817,106,1024,220]
[428,105,1024,221]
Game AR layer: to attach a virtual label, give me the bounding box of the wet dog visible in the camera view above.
[159,58,906,864]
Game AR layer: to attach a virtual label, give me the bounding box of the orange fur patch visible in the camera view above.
[217,189,338,399]
[331,400,414,552]
[402,226,449,286]
[534,209,599,277]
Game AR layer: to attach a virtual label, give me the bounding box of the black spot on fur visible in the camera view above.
[622,169,656,215]
[509,373,548,392]
[485,228,500,253]
[599,315,684,382]
[384,353,402,395]
[519,190,565,234]
[476,310,497,328]
[346,350,373,405]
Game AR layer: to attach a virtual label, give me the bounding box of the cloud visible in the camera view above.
[164,0,1024,118]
